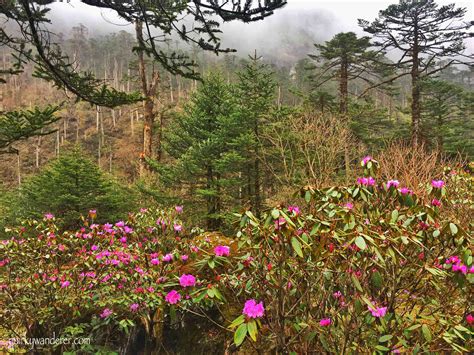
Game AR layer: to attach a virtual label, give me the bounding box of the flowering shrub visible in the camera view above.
[225,157,473,352]
[0,207,227,352]
[0,158,473,353]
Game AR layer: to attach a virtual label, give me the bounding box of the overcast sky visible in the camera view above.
[48,0,473,64]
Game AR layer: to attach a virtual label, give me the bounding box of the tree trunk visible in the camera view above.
[339,58,350,182]
[136,20,160,177]
[411,23,421,146]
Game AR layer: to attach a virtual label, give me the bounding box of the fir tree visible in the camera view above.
[161,73,244,230]
[359,0,473,145]
[236,53,276,216]
[15,146,132,228]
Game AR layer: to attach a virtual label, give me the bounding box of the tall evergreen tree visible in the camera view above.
[308,32,380,179]
[359,0,473,145]
[236,53,276,217]
[161,73,244,230]
[14,147,132,228]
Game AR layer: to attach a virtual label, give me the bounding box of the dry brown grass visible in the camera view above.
[377,141,446,196]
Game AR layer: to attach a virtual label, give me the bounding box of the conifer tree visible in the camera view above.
[160,73,243,230]
[359,0,473,145]
[15,147,132,228]
[236,53,276,216]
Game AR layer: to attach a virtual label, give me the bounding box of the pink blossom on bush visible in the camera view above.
[174,224,182,232]
[100,308,113,318]
[179,274,196,287]
[60,280,70,288]
[242,299,265,318]
[288,205,300,215]
[319,318,331,326]
[181,255,189,261]
[151,258,160,265]
[431,198,441,207]
[344,202,353,210]
[368,305,387,318]
[386,180,400,189]
[44,213,54,220]
[357,177,375,186]
[175,205,183,213]
[115,221,125,228]
[274,217,286,230]
[162,253,173,262]
[91,245,99,251]
[431,180,445,189]
[399,187,412,195]
[214,245,230,257]
[361,155,373,166]
[165,290,181,304]
[130,303,139,312]
[466,314,474,325]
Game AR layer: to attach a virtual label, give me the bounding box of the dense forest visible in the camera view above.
[0,0,473,353]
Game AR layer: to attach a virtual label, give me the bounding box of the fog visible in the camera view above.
[45,0,474,66]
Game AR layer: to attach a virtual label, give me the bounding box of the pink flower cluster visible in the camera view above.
[368,305,387,318]
[165,290,181,304]
[214,245,230,257]
[386,180,400,189]
[361,156,373,166]
[242,299,265,319]
[445,256,473,275]
[319,318,331,327]
[431,180,445,189]
[357,177,375,186]
[179,274,196,287]
[288,205,300,215]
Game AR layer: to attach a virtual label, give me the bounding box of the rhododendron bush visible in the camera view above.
[0,158,473,353]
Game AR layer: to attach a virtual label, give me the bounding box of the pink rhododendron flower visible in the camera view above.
[181,255,189,261]
[368,306,387,318]
[190,245,199,253]
[162,253,173,262]
[61,280,70,288]
[288,205,300,215]
[431,180,445,189]
[57,244,65,251]
[179,274,196,287]
[242,299,265,318]
[120,237,127,243]
[386,180,400,189]
[333,291,342,299]
[115,221,125,228]
[91,245,99,251]
[344,202,353,210]
[431,198,441,207]
[100,308,113,318]
[44,213,54,220]
[361,155,373,166]
[124,226,133,234]
[319,318,331,326]
[174,224,182,232]
[399,187,412,195]
[214,245,230,256]
[274,217,286,230]
[175,205,183,213]
[466,314,474,325]
[165,290,181,304]
[130,303,139,312]
[151,258,160,265]
[357,177,375,186]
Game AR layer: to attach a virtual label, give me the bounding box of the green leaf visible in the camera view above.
[305,190,311,203]
[351,274,363,292]
[247,320,258,342]
[291,237,304,258]
[355,236,367,250]
[379,334,393,343]
[406,324,421,331]
[449,223,458,235]
[422,324,432,342]
[390,210,399,223]
[271,209,280,219]
[234,323,247,346]
[229,315,245,329]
